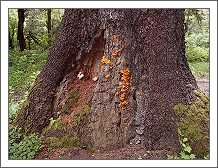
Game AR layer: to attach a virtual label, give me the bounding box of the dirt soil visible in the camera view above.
[35,145,173,160]
[196,77,209,95]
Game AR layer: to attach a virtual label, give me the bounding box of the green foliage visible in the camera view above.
[9,49,48,139]
[74,113,83,126]
[167,136,196,160]
[24,9,64,49]
[188,62,209,78]
[74,103,91,126]
[186,30,209,63]
[186,32,209,49]
[9,127,23,145]
[45,135,80,148]
[9,52,44,160]
[185,9,208,35]
[9,9,18,48]
[185,9,209,65]
[173,89,209,158]
[186,46,208,62]
[9,50,48,102]
[83,103,92,114]
[62,91,80,114]
[185,9,209,77]
[9,102,19,123]
[9,9,64,50]
[48,117,62,130]
[9,127,42,160]
[185,9,205,30]
[42,117,65,136]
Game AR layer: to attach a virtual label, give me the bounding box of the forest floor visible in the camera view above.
[35,145,173,160]
[196,76,209,95]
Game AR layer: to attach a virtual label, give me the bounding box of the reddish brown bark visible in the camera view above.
[16,9,197,152]
[16,9,101,133]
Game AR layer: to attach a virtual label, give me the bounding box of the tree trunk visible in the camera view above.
[27,31,31,50]
[9,31,14,49]
[16,9,198,152]
[9,24,15,49]
[17,9,26,51]
[16,9,101,133]
[47,9,52,46]
[29,32,41,46]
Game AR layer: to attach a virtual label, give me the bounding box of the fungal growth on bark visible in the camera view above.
[16,9,208,155]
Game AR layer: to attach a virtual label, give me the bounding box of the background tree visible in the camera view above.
[9,9,64,51]
[47,9,52,46]
[17,9,26,51]
[9,31,13,49]
[9,9,17,49]
[9,8,64,104]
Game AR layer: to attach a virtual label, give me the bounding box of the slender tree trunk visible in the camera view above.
[29,32,41,46]
[27,31,31,50]
[17,9,26,51]
[9,25,15,49]
[47,9,52,46]
[9,31,14,49]
[16,9,198,152]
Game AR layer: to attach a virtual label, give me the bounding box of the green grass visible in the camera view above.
[188,62,209,78]
[9,50,48,102]
[8,49,47,160]
[9,49,48,120]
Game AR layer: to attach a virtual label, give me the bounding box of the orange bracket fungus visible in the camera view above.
[116,68,131,110]
[100,56,112,80]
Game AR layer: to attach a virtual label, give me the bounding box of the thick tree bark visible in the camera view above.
[47,9,52,46]
[17,9,26,51]
[79,9,197,151]
[16,9,197,152]
[16,9,101,133]
[127,9,197,150]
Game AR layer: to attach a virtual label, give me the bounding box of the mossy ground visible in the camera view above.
[45,135,80,148]
[61,90,80,114]
[74,103,92,126]
[42,99,92,150]
[173,89,209,158]
[42,117,81,149]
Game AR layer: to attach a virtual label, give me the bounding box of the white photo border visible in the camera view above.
[1,1,217,167]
